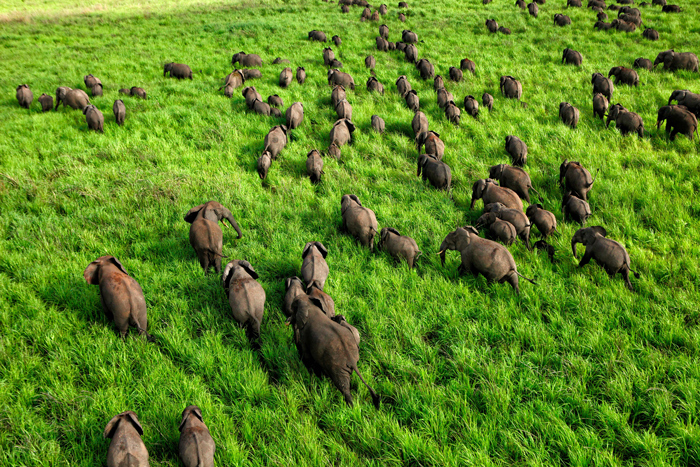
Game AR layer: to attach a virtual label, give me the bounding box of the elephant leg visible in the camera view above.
[100,294,114,322]
[113,311,130,339]
[330,370,353,407]
[245,317,261,341]
[621,268,634,291]
[504,272,520,294]
[457,263,465,275]
[198,251,210,274]
[214,254,222,274]
[578,249,593,268]
[669,128,678,141]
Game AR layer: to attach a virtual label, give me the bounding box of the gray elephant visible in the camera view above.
[562,48,582,66]
[657,105,698,140]
[279,67,293,88]
[471,179,523,211]
[572,226,640,291]
[16,84,33,109]
[307,285,336,318]
[257,151,272,179]
[668,90,700,117]
[417,154,451,190]
[242,69,262,80]
[591,73,613,100]
[612,18,636,32]
[379,227,421,267]
[379,24,389,38]
[477,205,532,250]
[559,102,580,128]
[608,66,638,86]
[323,47,335,66]
[483,93,494,111]
[331,85,346,108]
[184,201,242,274]
[268,94,284,108]
[653,50,698,72]
[179,406,215,467]
[439,227,536,294]
[130,87,147,99]
[328,119,355,158]
[554,13,572,25]
[412,111,428,136]
[332,35,342,46]
[56,87,90,110]
[526,204,557,238]
[272,57,290,64]
[83,105,104,133]
[283,277,305,317]
[500,76,522,101]
[38,93,53,112]
[642,28,659,40]
[335,99,352,120]
[402,29,418,42]
[633,58,653,70]
[365,55,377,69]
[405,90,419,112]
[594,21,613,30]
[607,104,644,137]
[562,193,591,225]
[464,95,479,118]
[287,295,379,408]
[328,69,355,90]
[404,44,418,63]
[415,59,435,80]
[488,218,517,246]
[367,77,384,94]
[593,93,610,119]
[371,115,385,133]
[445,101,461,125]
[528,2,539,17]
[488,164,538,203]
[437,87,453,109]
[568,0,582,5]
[286,102,304,129]
[486,19,499,32]
[396,75,412,98]
[84,74,102,96]
[449,66,463,82]
[560,160,596,201]
[219,71,245,96]
[164,62,193,79]
[341,194,378,250]
[223,260,266,341]
[434,75,445,91]
[461,58,476,73]
[104,411,149,467]
[505,135,528,166]
[264,125,288,159]
[232,52,263,67]
[113,99,125,125]
[416,131,444,159]
[251,99,273,116]
[301,241,329,290]
[308,30,328,41]
[306,149,324,183]
[376,36,389,52]
[84,256,152,340]
[498,26,512,34]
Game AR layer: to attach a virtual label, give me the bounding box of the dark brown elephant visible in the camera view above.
[415,59,435,80]
[328,69,355,89]
[371,115,385,133]
[179,406,215,467]
[341,194,378,250]
[461,58,476,73]
[402,29,418,42]
[16,84,33,109]
[279,67,293,88]
[379,228,421,267]
[445,101,461,125]
[412,111,428,136]
[572,226,639,291]
[562,193,591,225]
[608,66,639,86]
[488,164,538,202]
[379,24,389,39]
[526,204,557,238]
[257,151,271,179]
[554,13,572,25]
[656,105,698,140]
[559,102,580,128]
[416,131,444,159]
[593,93,609,120]
[104,411,149,467]
[483,93,494,111]
[642,27,659,40]
[264,125,288,159]
[471,179,523,211]
[164,62,193,79]
[562,48,582,66]
[336,99,352,120]
[505,135,528,166]
[56,87,90,110]
[242,87,261,109]
[486,19,499,32]
[591,72,613,100]
[528,2,539,16]
[268,94,284,108]
[464,95,479,118]
[242,69,262,80]
[476,206,532,250]
[184,201,242,274]
[405,90,420,112]
[296,67,306,84]
[223,260,265,341]
[607,104,644,137]
[232,52,263,67]
[365,55,376,69]
[283,277,306,317]
[668,90,700,117]
[437,87,453,109]
[328,119,355,158]
[500,76,522,101]
[38,93,53,112]
[367,77,384,94]
[560,160,597,201]
[83,105,104,133]
[301,241,329,291]
[633,58,653,70]
[308,30,328,42]
[449,67,463,82]
[286,102,304,129]
[331,85,346,108]
[404,43,418,63]
[654,50,699,72]
[306,149,324,183]
[417,154,451,190]
[113,99,125,125]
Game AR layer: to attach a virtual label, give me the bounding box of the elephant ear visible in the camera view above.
[308,297,326,314]
[83,260,101,285]
[350,194,361,206]
[591,226,607,238]
[431,131,440,138]
[103,414,122,439]
[108,257,129,276]
[314,242,328,258]
[184,204,205,223]
[345,120,356,133]
[222,262,236,289]
[124,411,143,436]
[302,242,315,259]
[386,227,401,236]
[279,125,288,135]
[291,299,308,329]
[464,225,479,236]
[240,260,258,280]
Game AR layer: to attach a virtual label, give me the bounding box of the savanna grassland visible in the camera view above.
[1,0,700,464]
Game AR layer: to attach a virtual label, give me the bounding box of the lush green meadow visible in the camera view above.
[1,0,699,464]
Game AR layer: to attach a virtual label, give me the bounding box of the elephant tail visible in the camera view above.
[133,322,156,343]
[352,364,380,409]
[192,431,204,467]
[515,270,537,285]
[589,168,599,186]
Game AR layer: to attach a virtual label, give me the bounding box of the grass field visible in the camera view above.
[1,0,700,464]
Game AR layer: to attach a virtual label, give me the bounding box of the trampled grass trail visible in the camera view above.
[0,0,699,465]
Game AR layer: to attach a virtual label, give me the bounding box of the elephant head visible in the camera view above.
[222,259,258,290]
[438,227,477,265]
[231,52,245,64]
[415,130,439,151]
[341,194,362,215]
[571,226,607,258]
[608,66,622,79]
[417,154,436,176]
[475,212,497,229]
[470,179,496,209]
[184,201,242,238]
[606,103,627,127]
[163,62,174,77]
[379,227,401,249]
[668,89,690,105]
[179,405,203,431]
[657,106,674,129]
[104,411,143,439]
[484,202,506,213]
[488,164,507,180]
[654,49,674,68]
[84,256,129,284]
[302,241,328,259]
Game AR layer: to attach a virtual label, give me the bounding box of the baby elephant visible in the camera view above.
[489,218,517,246]
[104,411,149,467]
[371,115,385,133]
[84,256,153,340]
[367,77,384,94]
[417,154,451,190]
[283,277,305,317]
[257,151,272,180]
[113,100,126,126]
[483,93,494,111]
[379,227,421,267]
[559,102,580,128]
[607,104,644,137]
[633,58,653,70]
[488,164,538,203]
[416,131,444,159]
[608,66,639,86]
[296,67,306,84]
[179,406,215,467]
[593,93,609,120]
[341,194,378,250]
[264,125,288,159]
[471,179,523,211]
[286,102,304,129]
[553,13,572,26]
[464,95,479,118]
[164,62,193,79]
[301,241,329,290]
[572,226,640,291]
[83,105,104,132]
[16,84,33,109]
[306,149,324,183]
[562,193,591,225]
[223,260,266,341]
[329,119,355,158]
[562,48,583,66]
[505,135,528,166]
[38,93,53,112]
[184,201,242,274]
[526,204,557,238]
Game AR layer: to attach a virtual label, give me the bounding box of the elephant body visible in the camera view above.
[416,131,444,159]
[279,67,293,88]
[591,73,613,100]
[445,101,461,125]
[179,406,215,467]
[268,94,284,108]
[83,105,104,133]
[609,66,638,86]
[308,30,327,41]
[257,151,271,179]
[449,67,463,82]
[489,164,536,203]
[223,260,266,341]
[418,154,451,190]
[283,277,305,317]
[331,85,346,108]
[483,93,494,111]
[220,71,245,94]
[341,194,378,250]
[379,227,421,267]
[654,50,699,72]
[568,0,582,5]
[306,149,324,183]
[402,29,418,43]
[164,62,193,79]
[505,135,528,166]
[84,256,150,339]
[412,111,429,136]
[593,93,609,120]
[471,179,523,211]
[526,204,557,238]
[662,4,681,12]
[376,36,389,51]
[516,0,526,7]
[477,206,532,249]
[367,77,384,94]
[58,88,90,110]
[489,219,517,246]
[560,160,596,201]
[242,69,262,80]
[323,47,335,66]
[486,19,498,32]
[379,24,389,39]
[461,59,476,74]
[335,99,352,120]
[301,242,329,290]
[416,59,435,80]
[328,69,355,90]
[184,201,242,274]
[113,100,125,125]
[499,26,511,35]
[559,102,580,128]
[528,3,539,17]
[38,93,53,112]
[286,102,304,129]
[464,95,479,118]
[668,90,700,117]
[232,52,262,67]
[405,90,419,112]
[130,87,147,99]
[612,19,636,32]
[594,21,613,30]
[404,44,417,63]
[252,99,272,116]
[633,58,653,70]
[328,119,355,158]
[365,55,376,69]
[642,28,659,40]
[572,226,639,291]
[656,105,697,140]
[607,104,644,137]
[562,48,582,66]
[104,412,149,467]
[264,125,289,159]
[371,115,385,133]
[16,84,33,108]
[500,76,522,100]
[562,193,591,225]
[332,36,341,46]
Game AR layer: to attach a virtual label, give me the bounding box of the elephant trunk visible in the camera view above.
[438,241,448,266]
[224,210,243,239]
[571,236,580,258]
[656,118,663,130]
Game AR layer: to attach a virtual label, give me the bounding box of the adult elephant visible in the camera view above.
[56,87,90,110]
[560,160,597,201]
[164,62,193,79]
[223,260,266,341]
[656,105,698,140]
[232,52,263,67]
[470,179,523,211]
[654,50,699,72]
[571,226,639,291]
[668,90,700,117]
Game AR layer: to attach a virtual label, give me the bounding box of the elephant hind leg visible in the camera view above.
[504,272,520,294]
[621,268,635,291]
[331,371,353,407]
[245,317,261,342]
[197,251,210,274]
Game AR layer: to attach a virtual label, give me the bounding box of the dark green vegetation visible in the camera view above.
[1,0,700,464]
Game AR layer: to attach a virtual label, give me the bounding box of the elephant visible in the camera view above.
[242,86,262,109]
[296,67,306,85]
[396,76,412,98]
[399,1,408,7]
[332,35,342,46]
[415,59,435,80]
[16,85,33,109]
[404,44,418,63]
[130,87,147,99]
[164,62,193,79]
[430,75,443,93]
[416,131,444,159]
[471,179,523,211]
[449,67,463,82]
[528,2,539,17]
[438,227,536,294]
[405,90,420,112]
[329,119,355,158]
[477,204,532,249]
[307,285,336,318]
[505,135,528,166]
[488,219,517,246]
[486,19,499,33]
[668,90,700,117]
[516,0,526,8]
[562,48,583,66]
[306,149,324,183]
[104,412,149,467]
[588,0,605,7]
[272,57,290,64]
[460,58,476,73]
[445,101,461,125]
[633,58,653,70]
[464,95,479,118]
[84,256,152,340]
[328,69,355,90]
[591,72,613,100]
[598,11,608,20]
[179,406,215,467]
[654,50,699,72]
[568,0,582,5]
[361,7,371,19]
[331,85,346,108]
[593,93,609,119]
[184,201,241,273]
[56,88,90,110]
[83,105,104,133]
[652,0,666,4]
[242,69,262,80]
[562,193,591,225]
[560,160,597,201]
[376,36,389,52]
[286,102,304,129]
[268,94,284,108]
[371,115,385,133]
[38,93,53,112]
[301,241,329,291]
[662,4,681,12]
[219,71,245,94]
[379,227,421,267]
[572,226,640,291]
[594,21,614,30]
[618,13,641,26]
[483,93,494,111]
[323,47,335,66]
[398,12,406,21]
[612,19,636,32]
[90,83,103,97]
[365,55,376,69]
[335,99,352,120]
[113,99,125,125]
[402,29,418,43]
[232,52,263,67]
[264,125,288,159]
[257,151,272,179]
[308,30,328,42]
[371,9,380,19]
[535,240,556,263]
[499,26,512,35]
[417,154,451,190]
[84,74,101,89]
[412,111,429,136]
[367,77,384,94]
[526,204,557,238]
[608,66,638,86]
[607,104,644,137]
[286,294,379,408]
[119,88,131,95]
[559,102,580,128]
[283,277,305,317]
[489,164,538,203]
[500,76,523,101]
[341,194,378,250]
[379,24,389,39]
[642,27,659,40]
[379,4,388,14]
[223,260,265,341]
[656,105,698,140]
[279,67,293,88]
[253,99,276,116]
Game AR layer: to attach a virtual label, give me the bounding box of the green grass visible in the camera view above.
[1,0,700,465]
